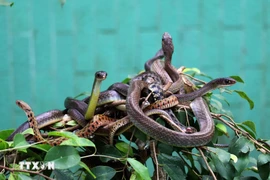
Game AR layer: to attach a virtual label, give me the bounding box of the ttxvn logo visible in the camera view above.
[19,161,55,170]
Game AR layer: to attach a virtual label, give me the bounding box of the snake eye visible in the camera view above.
[224,78,236,85]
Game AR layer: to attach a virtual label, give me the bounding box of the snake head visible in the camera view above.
[213,77,236,87]
[224,77,236,85]
[162,32,174,56]
[95,71,107,81]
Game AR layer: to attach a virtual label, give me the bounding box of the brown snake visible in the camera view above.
[149,32,184,94]
[16,100,116,146]
[126,77,236,147]
[126,32,236,147]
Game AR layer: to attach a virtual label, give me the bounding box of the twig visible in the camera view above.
[213,114,240,133]
[107,100,126,107]
[180,149,201,157]
[183,106,190,126]
[121,128,137,180]
[198,148,217,180]
[0,165,53,180]
[212,113,270,153]
[179,72,207,84]
[81,154,125,162]
[150,141,159,180]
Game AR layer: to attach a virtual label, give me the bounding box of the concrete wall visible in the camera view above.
[0,0,269,138]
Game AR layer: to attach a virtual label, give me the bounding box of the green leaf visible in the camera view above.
[215,123,228,136]
[60,137,95,147]
[230,76,244,83]
[183,67,201,74]
[87,166,116,180]
[241,120,256,134]
[79,161,96,178]
[257,154,270,165]
[257,154,270,180]
[237,124,256,139]
[158,153,186,180]
[0,138,9,150]
[21,128,34,136]
[0,174,5,180]
[99,145,122,163]
[208,147,231,164]
[17,174,32,180]
[73,91,91,99]
[130,172,141,180]
[52,121,65,128]
[240,176,260,180]
[127,158,151,180]
[31,144,52,152]
[47,131,77,139]
[66,120,77,126]
[0,129,14,140]
[212,94,230,106]
[229,136,255,155]
[48,131,95,147]
[233,153,250,173]
[13,134,30,152]
[53,169,74,180]
[234,90,254,109]
[122,77,131,84]
[230,154,238,163]
[157,142,174,155]
[210,151,234,179]
[8,173,16,180]
[44,146,80,169]
[183,67,212,79]
[134,130,148,142]
[210,98,223,112]
[115,142,134,157]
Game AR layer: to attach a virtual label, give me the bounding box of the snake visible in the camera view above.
[84,71,107,120]
[6,109,64,141]
[15,100,46,142]
[144,78,236,111]
[147,32,184,94]
[100,108,185,145]
[144,32,187,131]
[144,48,164,72]
[15,99,117,146]
[126,74,236,147]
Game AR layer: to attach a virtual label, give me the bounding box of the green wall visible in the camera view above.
[0,0,269,138]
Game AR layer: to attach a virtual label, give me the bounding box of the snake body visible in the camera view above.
[15,100,45,142]
[126,77,236,147]
[144,48,164,72]
[6,110,64,141]
[147,32,183,94]
[85,71,107,120]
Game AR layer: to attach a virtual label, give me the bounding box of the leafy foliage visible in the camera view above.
[0,70,269,180]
